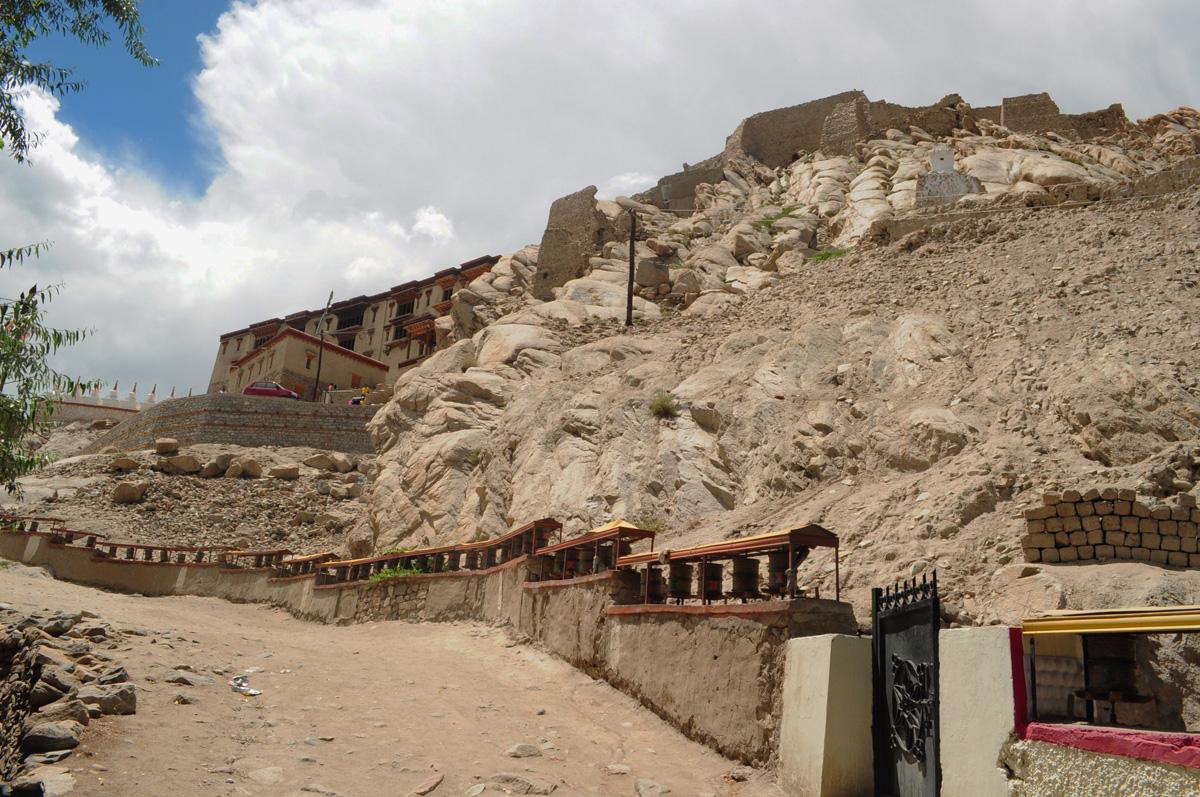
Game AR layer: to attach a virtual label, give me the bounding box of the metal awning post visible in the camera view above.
[835,544,840,602]
[787,542,796,600]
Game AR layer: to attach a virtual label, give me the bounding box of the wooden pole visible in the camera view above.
[309,290,335,401]
[625,210,636,327]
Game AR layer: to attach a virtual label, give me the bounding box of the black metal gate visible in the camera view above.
[872,572,940,797]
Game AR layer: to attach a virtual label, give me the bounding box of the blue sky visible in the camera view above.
[26,0,230,195]
[3,1,1200,395]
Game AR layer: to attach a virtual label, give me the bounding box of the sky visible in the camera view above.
[2,0,1199,396]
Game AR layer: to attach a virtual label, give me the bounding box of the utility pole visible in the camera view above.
[625,209,636,327]
[309,291,334,402]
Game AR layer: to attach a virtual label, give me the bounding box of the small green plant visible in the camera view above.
[648,391,680,420]
[635,514,666,534]
[753,205,799,230]
[379,547,411,556]
[464,448,483,467]
[808,248,850,263]
[369,563,423,583]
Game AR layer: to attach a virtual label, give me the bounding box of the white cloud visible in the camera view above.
[1,0,1198,393]
[599,172,658,199]
[410,206,455,243]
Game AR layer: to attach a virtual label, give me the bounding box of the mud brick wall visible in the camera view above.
[1023,488,1200,566]
[1001,93,1075,137]
[0,625,39,781]
[726,90,867,167]
[81,394,377,455]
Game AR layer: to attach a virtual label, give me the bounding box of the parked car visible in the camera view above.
[242,380,300,399]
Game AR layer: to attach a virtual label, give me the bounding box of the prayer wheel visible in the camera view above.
[699,562,724,601]
[575,552,593,576]
[447,551,461,571]
[593,544,615,572]
[641,565,666,603]
[767,550,790,594]
[563,548,580,577]
[731,557,760,597]
[611,569,641,604]
[668,563,694,600]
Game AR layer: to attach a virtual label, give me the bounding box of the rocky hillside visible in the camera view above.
[355,97,1200,625]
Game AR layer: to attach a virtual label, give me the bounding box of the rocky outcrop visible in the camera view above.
[359,178,1200,623]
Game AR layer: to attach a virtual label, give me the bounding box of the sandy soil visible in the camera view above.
[1,565,780,797]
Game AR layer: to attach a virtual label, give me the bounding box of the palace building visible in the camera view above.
[206,255,498,397]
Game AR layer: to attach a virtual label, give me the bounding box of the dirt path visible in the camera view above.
[1,565,782,797]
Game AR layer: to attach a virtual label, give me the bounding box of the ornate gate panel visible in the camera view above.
[872,572,940,797]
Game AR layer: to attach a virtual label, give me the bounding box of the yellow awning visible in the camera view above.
[1023,605,1200,636]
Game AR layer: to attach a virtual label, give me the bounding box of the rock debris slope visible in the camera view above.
[359,96,1200,624]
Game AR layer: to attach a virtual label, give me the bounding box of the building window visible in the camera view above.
[306,354,315,370]
[236,338,243,351]
[221,341,228,355]
[395,299,414,317]
[253,335,269,349]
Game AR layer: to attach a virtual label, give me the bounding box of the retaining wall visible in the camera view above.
[1023,488,1200,568]
[81,394,377,455]
[0,625,39,781]
[0,531,855,766]
[1001,738,1200,797]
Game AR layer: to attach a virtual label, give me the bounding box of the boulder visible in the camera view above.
[107,457,138,473]
[227,457,262,479]
[96,666,129,685]
[38,666,80,695]
[31,680,65,709]
[112,481,150,504]
[329,452,354,473]
[683,291,742,317]
[154,437,179,455]
[34,699,91,728]
[164,670,213,687]
[267,464,300,480]
[76,682,137,715]
[474,324,559,368]
[21,721,82,754]
[303,453,334,470]
[159,454,201,475]
[634,258,670,288]
[200,453,235,479]
[488,773,556,795]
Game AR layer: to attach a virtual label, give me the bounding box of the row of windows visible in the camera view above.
[217,282,461,363]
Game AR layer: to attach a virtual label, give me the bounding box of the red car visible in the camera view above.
[242,380,300,399]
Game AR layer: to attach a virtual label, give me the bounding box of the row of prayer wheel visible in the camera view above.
[619,551,796,603]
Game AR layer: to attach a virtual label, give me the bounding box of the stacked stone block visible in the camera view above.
[1023,488,1200,567]
[80,394,377,455]
[0,625,39,781]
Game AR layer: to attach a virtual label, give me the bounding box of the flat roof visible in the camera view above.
[616,524,838,567]
[315,517,562,570]
[219,255,500,340]
[536,519,655,556]
[229,327,388,371]
[1023,605,1200,636]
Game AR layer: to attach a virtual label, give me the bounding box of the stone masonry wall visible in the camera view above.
[1023,488,1200,567]
[81,394,377,455]
[726,90,867,166]
[1001,738,1200,797]
[533,186,620,300]
[1001,93,1076,136]
[0,625,39,781]
[819,98,872,156]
